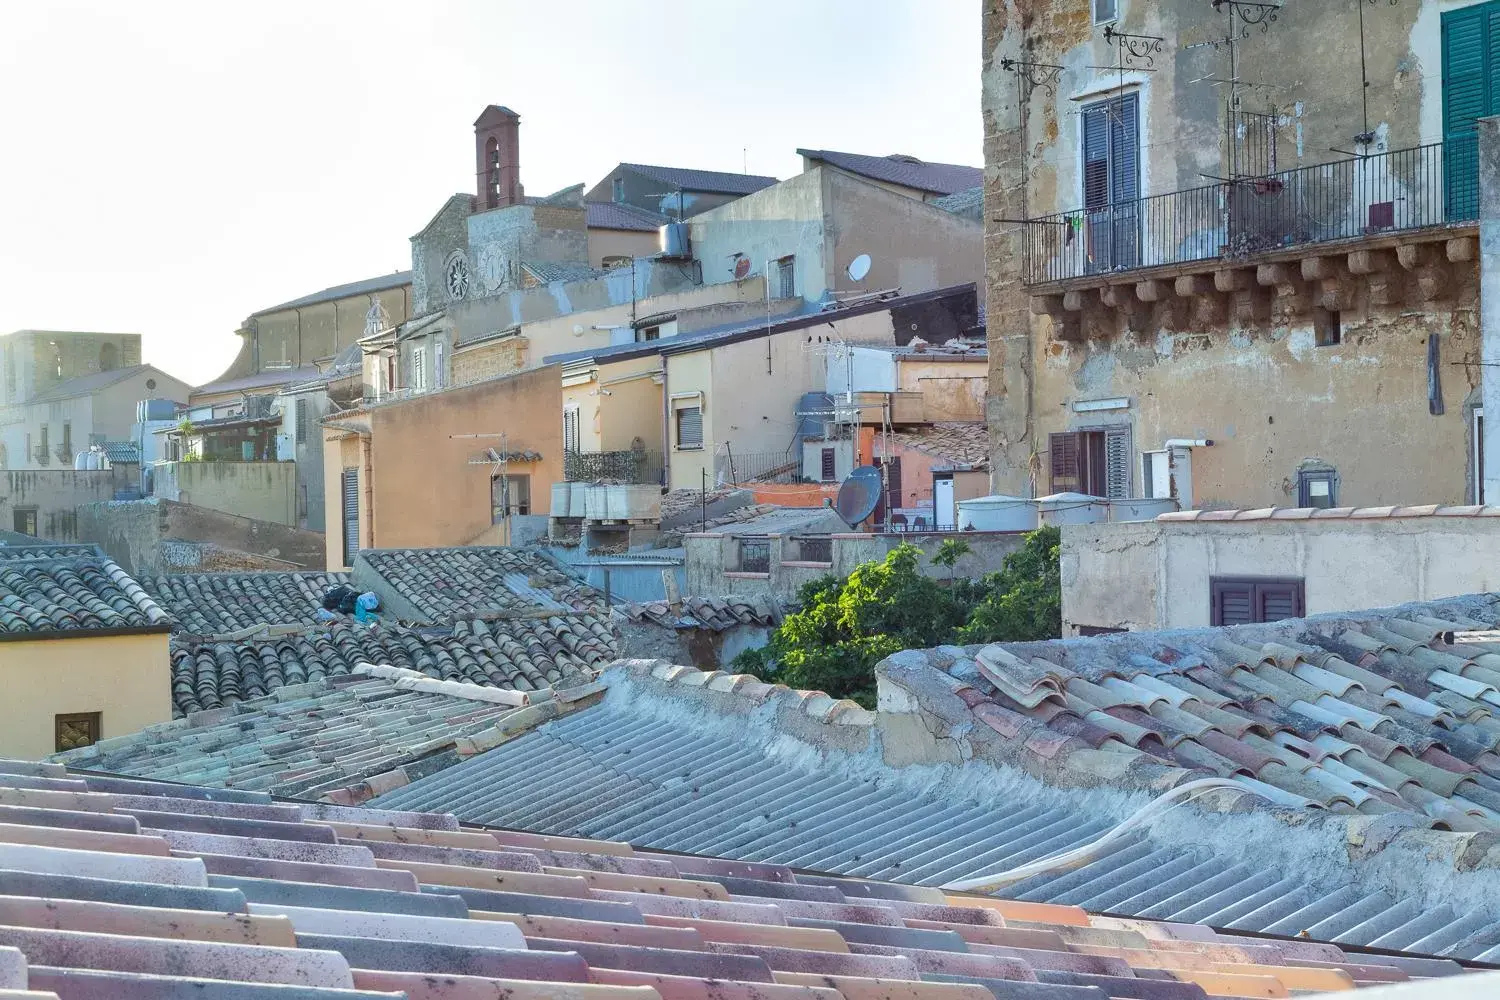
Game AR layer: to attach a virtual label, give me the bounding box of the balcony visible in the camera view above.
[1023,141,1480,334]
[564,448,664,486]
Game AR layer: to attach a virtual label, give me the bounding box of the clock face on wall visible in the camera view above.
[477,242,509,293]
[445,252,472,301]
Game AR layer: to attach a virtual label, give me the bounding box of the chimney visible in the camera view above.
[474,105,523,210]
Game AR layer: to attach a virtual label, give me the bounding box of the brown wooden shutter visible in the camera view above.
[1211,578,1256,626]
[1212,577,1305,626]
[1050,432,1081,492]
[1256,579,1305,622]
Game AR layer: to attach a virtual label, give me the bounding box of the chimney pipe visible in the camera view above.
[474,105,523,210]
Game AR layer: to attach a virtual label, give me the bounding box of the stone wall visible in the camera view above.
[77,497,327,575]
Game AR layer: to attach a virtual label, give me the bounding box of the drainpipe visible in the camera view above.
[660,361,672,489]
[1480,116,1500,503]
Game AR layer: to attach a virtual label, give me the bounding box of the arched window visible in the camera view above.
[99,343,118,372]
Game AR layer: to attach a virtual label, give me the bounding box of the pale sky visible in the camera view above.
[0,1,981,385]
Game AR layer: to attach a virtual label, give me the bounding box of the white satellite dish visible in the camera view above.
[846,254,872,282]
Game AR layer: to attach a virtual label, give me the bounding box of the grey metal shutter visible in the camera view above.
[1257,580,1305,622]
[295,398,307,445]
[1104,425,1132,499]
[341,468,359,566]
[677,406,703,447]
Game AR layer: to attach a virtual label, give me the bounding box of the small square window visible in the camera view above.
[1093,0,1118,24]
[56,711,101,752]
[1313,308,1341,347]
[1297,468,1337,508]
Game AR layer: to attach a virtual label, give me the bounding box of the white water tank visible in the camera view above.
[956,494,1038,532]
[1109,497,1180,522]
[73,451,88,470]
[1036,492,1108,526]
[84,451,101,471]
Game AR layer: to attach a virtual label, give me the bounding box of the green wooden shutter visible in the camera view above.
[1442,1,1500,220]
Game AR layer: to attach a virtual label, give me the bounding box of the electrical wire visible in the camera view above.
[941,776,1256,893]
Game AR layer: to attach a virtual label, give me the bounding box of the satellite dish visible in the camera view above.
[835,465,883,527]
[846,254,872,282]
[733,256,751,280]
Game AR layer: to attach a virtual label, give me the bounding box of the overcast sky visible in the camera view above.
[0,1,981,385]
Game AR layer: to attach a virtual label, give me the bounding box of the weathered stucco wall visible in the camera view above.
[1062,514,1500,633]
[825,169,983,298]
[587,229,658,268]
[0,631,170,759]
[154,461,297,527]
[689,171,828,300]
[1038,304,1478,507]
[366,365,563,550]
[0,468,133,541]
[685,529,1027,604]
[77,497,326,576]
[983,0,1488,504]
[323,427,370,571]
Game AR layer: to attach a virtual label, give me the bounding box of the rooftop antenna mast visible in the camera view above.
[454,431,514,546]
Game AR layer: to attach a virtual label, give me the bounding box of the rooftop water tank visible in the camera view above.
[137,398,178,423]
[1036,492,1108,526]
[1109,497,1180,522]
[957,494,1038,532]
[658,223,691,259]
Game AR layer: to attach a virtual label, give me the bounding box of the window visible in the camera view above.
[1093,0,1118,24]
[796,535,832,564]
[55,711,102,752]
[612,176,625,203]
[410,346,426,390]
[1081,93,1140,271]
[820,447,837,482]
[776,257,796,299]
[563,407,581,454]
[341,467,359,566]
[12,507,36,536]
[61,421,71,458]
[99,343,118,372]
[1211,577,1305,626]
[601,255,631,269]
[1313,308,1341,347]
[675,405,703,449]
[491,473,532,522]
[1297,467,1338,508]
[434,341,446,389]
[637,326,661,342]
[1049,427,1131,498]
[295,398,308,445]
[738,537,771,574]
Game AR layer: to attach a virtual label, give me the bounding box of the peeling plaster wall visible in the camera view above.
[984,0,1488,503]
[1037,303,1479,507]
[1062,516,1500,633]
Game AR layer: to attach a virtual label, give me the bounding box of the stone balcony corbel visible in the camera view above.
[1398,244,1451,302]
[1256,263,1310,318]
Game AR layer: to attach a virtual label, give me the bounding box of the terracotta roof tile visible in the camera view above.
[0,545,169,635]
[359,547,603,622]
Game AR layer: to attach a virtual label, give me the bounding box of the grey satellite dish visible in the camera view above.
[835,465,883,527]
[846,254,872,282]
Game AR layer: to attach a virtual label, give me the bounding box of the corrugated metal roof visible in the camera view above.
[373,655,1500,961]
[0,753,1472,997]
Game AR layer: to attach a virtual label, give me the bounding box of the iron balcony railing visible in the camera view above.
[564,448,664,486]
[737,537,772,574]
[716,450,802,486]
[1023,139,1479,285]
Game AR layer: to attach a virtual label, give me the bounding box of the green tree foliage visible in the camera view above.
[733,527,1063,708]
